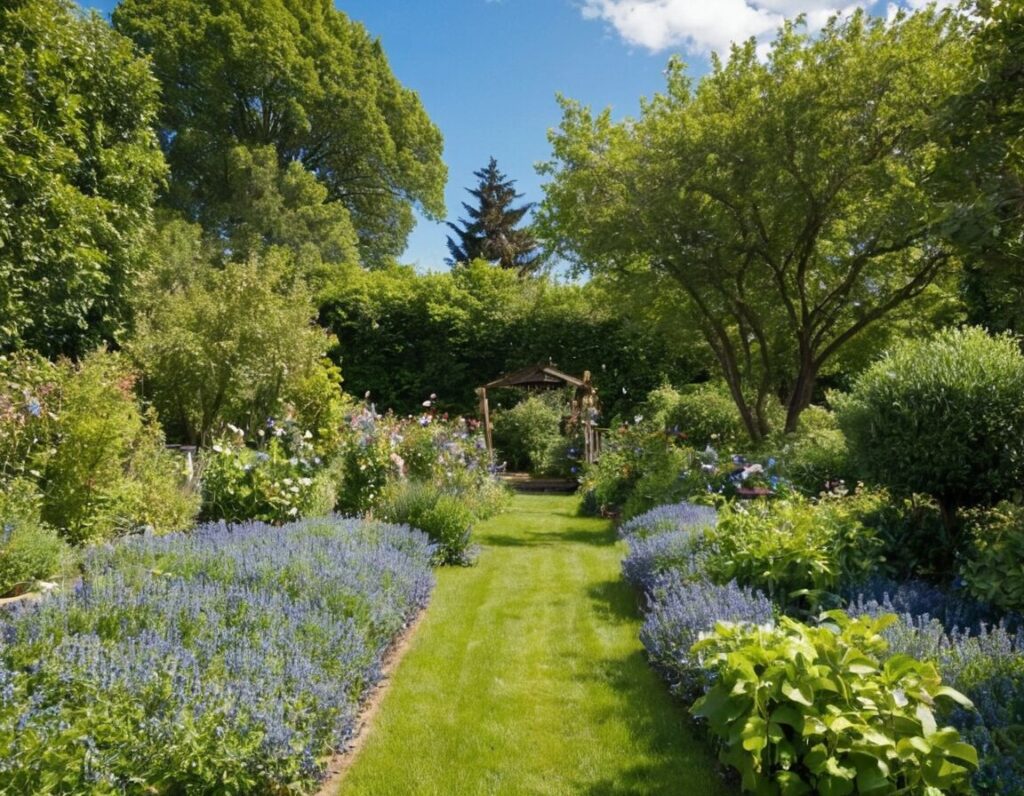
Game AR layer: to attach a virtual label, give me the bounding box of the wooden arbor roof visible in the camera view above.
[482,364,589,392]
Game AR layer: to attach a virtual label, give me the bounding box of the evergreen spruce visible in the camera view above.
[446,158,543,274]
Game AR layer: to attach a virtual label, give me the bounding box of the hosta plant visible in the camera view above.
[692,611,978,795]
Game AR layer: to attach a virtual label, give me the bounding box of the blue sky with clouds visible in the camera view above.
[84,0,948,269]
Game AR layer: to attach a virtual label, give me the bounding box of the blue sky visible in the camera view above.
[85,0,944,269]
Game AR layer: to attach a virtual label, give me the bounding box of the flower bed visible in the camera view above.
[621,500,1003,794]
[0,516,434,793]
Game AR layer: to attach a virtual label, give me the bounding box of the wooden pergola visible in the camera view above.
[476,364,602,464]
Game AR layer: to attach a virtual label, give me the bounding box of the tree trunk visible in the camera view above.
[784,354,818,434]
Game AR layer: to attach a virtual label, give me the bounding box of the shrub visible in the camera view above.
[200,432,334,524]
[377,480,476,566]
[640,572,772,701]
[707,497,884,611]
[780,410,855,495]
[646,382,747,447]
[836,327,1024,532]
[961,502,1024,615]
[491,394,563,473]
[131,244,343,447]
[0,480,69,596]
[619,502,718,540]
[0,516,434,793]
[13,352,199,544]
[693,612,978,794]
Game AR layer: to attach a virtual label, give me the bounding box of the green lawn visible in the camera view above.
[338,494,724,795]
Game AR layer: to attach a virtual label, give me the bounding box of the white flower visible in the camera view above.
[288,507,298,516]
[303,430,313,439]
[299,477,313,487]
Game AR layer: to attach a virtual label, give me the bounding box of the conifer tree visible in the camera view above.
[446,158,542,274]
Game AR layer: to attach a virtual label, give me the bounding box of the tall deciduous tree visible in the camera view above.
[947,0,1024,333]
[539,9,970,441]
[0,0,165,357]
[113,0,446,268]
[447,158,543,275]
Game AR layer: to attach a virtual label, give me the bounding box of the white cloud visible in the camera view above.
[579,0,954,56]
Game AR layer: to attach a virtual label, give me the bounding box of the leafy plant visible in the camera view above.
[693,612,978,794]
[960,502,1024,614]
[707,497,884,611]
[492,394,563,473]
[0,480,69,596]
[377,480,476,566]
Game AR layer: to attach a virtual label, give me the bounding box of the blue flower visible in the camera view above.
[25,398,42,418]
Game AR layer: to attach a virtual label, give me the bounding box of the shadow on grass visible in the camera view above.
[587,578,642,624]
[481,526,617,548]
[573,646,726,795]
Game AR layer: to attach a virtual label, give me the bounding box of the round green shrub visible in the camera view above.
[377,479,476,565]
[836,327,1024,524]
[781,411,855,495]
[491,395,563,473]
[646,383,747,447]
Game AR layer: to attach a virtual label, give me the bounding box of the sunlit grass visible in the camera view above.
[339,494,725,795]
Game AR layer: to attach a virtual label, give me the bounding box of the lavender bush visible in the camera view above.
[0,516,434,793]
[618,501,717,540]
[848,581,1024,794]
[640,571,773,701]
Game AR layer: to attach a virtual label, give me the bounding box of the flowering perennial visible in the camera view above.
[0,516,434,793]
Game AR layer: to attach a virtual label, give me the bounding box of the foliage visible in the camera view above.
[780,409,855,496]
[199,432,335,525]
[0,481,69,597]
[836,327,1024,531]
[1,351,197,544]
[492,394,564,473]
[693,612,978,794]
[645,383,747,447]
[0,516,434,793]
[113,0,445,267]
[947,0,1024,335]
[377,480,476,566]
[131,236,343,446]
[641,571,773,703]
[850,586,1024,794]
[320,259,702,420]
[618,501,718,540]
[707,496,885,611]
[539,8,969,440]
[0,0,165,357]
[446,159,543,275]
[961,502,1024,615]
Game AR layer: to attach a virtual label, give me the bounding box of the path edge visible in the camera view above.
[314,603,429,795]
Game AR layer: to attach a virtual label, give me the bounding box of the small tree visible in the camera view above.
[836,327,1024,537]
[447,158,543,275]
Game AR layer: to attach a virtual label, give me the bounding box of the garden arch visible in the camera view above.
[476,363,601,465]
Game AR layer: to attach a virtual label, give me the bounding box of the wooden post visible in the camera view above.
[477,387,493,456]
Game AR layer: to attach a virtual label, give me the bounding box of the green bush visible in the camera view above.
[200,434,335,524]
[836,327,1024,529]
[960,502,1024,614]
[0,480,69,596]
[646,382,748,447]
[37,354,198,543]
[621,445,691,520]
[491,394,563,473]
[377,480,475,565]
[780,408,856,495]
[693,612,978,794]
[131,241,344,447]
[707,496,885,611]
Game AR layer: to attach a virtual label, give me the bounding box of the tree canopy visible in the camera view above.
[0,0,165,357]
[539,8,971,440]
[447,158,543,275]
[113,0,446,268]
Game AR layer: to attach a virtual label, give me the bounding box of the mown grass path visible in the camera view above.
[338,494,724,795]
